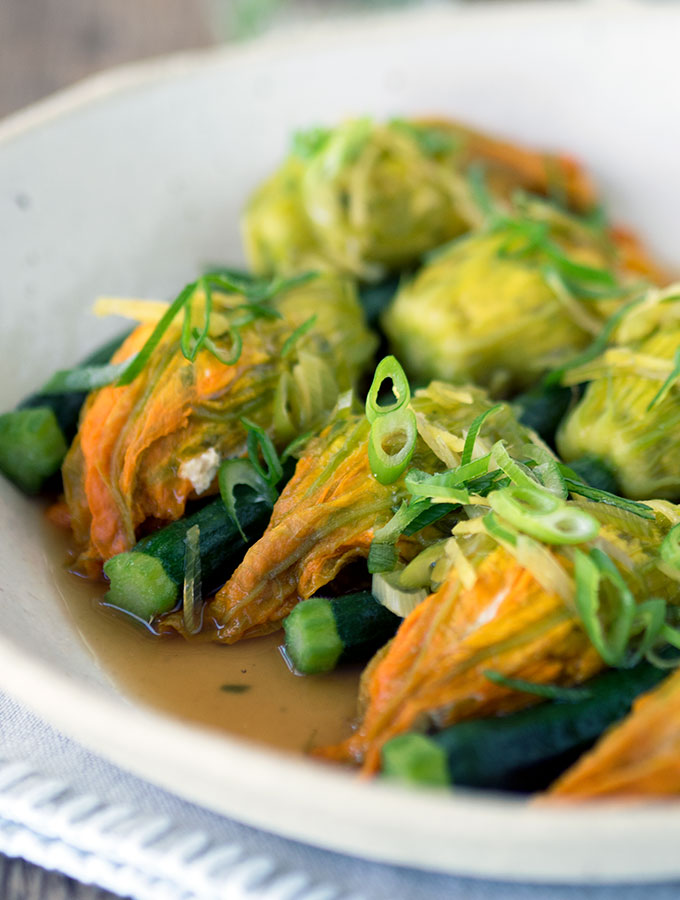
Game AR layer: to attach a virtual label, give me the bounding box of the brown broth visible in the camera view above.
[43,518,361,754]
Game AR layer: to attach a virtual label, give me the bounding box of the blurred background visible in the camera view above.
[0,0,455,119]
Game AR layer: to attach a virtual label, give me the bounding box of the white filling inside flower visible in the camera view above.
[178,448,220,495]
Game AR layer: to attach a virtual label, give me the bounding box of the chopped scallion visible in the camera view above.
[461,404,502,467]
[218,459,275,541]
[40,360,134,394]
[241,417,284,487]
[281,315,318,357]
[404,469,470,504]
[181,276,213,362]
[483,670,592,702]
[368,406,417,485]
[482,511,518,547]
[368,499,431,574]
[574,547,636,667]
[522,445,567,499]
[491,441,540,492]
[117,271,316,386]
[202,329,242,366]
[182,524,202,635]
[365,355,411,423]
[647,346,680,411]
[560,472,655,521]
[117,281,197,386]
[488,484,599,545]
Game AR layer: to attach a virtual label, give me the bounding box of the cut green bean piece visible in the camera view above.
[381,733,450,787]
[103,552,177,621]
[283,591,401,675]
[283,598,344,675]
[103,484,277,621]
[0,408,67,494]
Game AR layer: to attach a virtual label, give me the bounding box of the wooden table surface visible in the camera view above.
[0,0,216,120]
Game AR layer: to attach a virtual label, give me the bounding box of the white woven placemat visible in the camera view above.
[0,689,677,900]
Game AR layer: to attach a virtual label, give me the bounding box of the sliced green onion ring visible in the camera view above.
[368,499,431,574]
[489,484,600,545]
[482,511,518,547]
[574,548,636,667]
[461,405,502,467]
[491,441,540,492]
[218,458,275,541]
[365,356,411,424]
[522,444,567,499]
[368,407,417,485]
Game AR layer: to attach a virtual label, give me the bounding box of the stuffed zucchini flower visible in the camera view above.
[557,284,680,500]
[62,273,376,575]
[320,470,680,773]
[173,382,539,643]
[243,118,598,282]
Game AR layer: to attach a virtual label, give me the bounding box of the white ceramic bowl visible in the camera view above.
[2,2,680,883]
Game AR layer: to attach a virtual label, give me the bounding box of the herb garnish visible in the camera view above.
[48,271,318,392]
[647,346,680,411]
[281,315,317,357]
[484,671,592,702]
[220,684,251,694]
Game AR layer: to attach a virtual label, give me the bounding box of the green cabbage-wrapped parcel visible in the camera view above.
[382,197,642,396]
[243,118,599,282]
[557,284,680,500]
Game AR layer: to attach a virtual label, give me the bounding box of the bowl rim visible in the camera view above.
[2,1,680,882]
